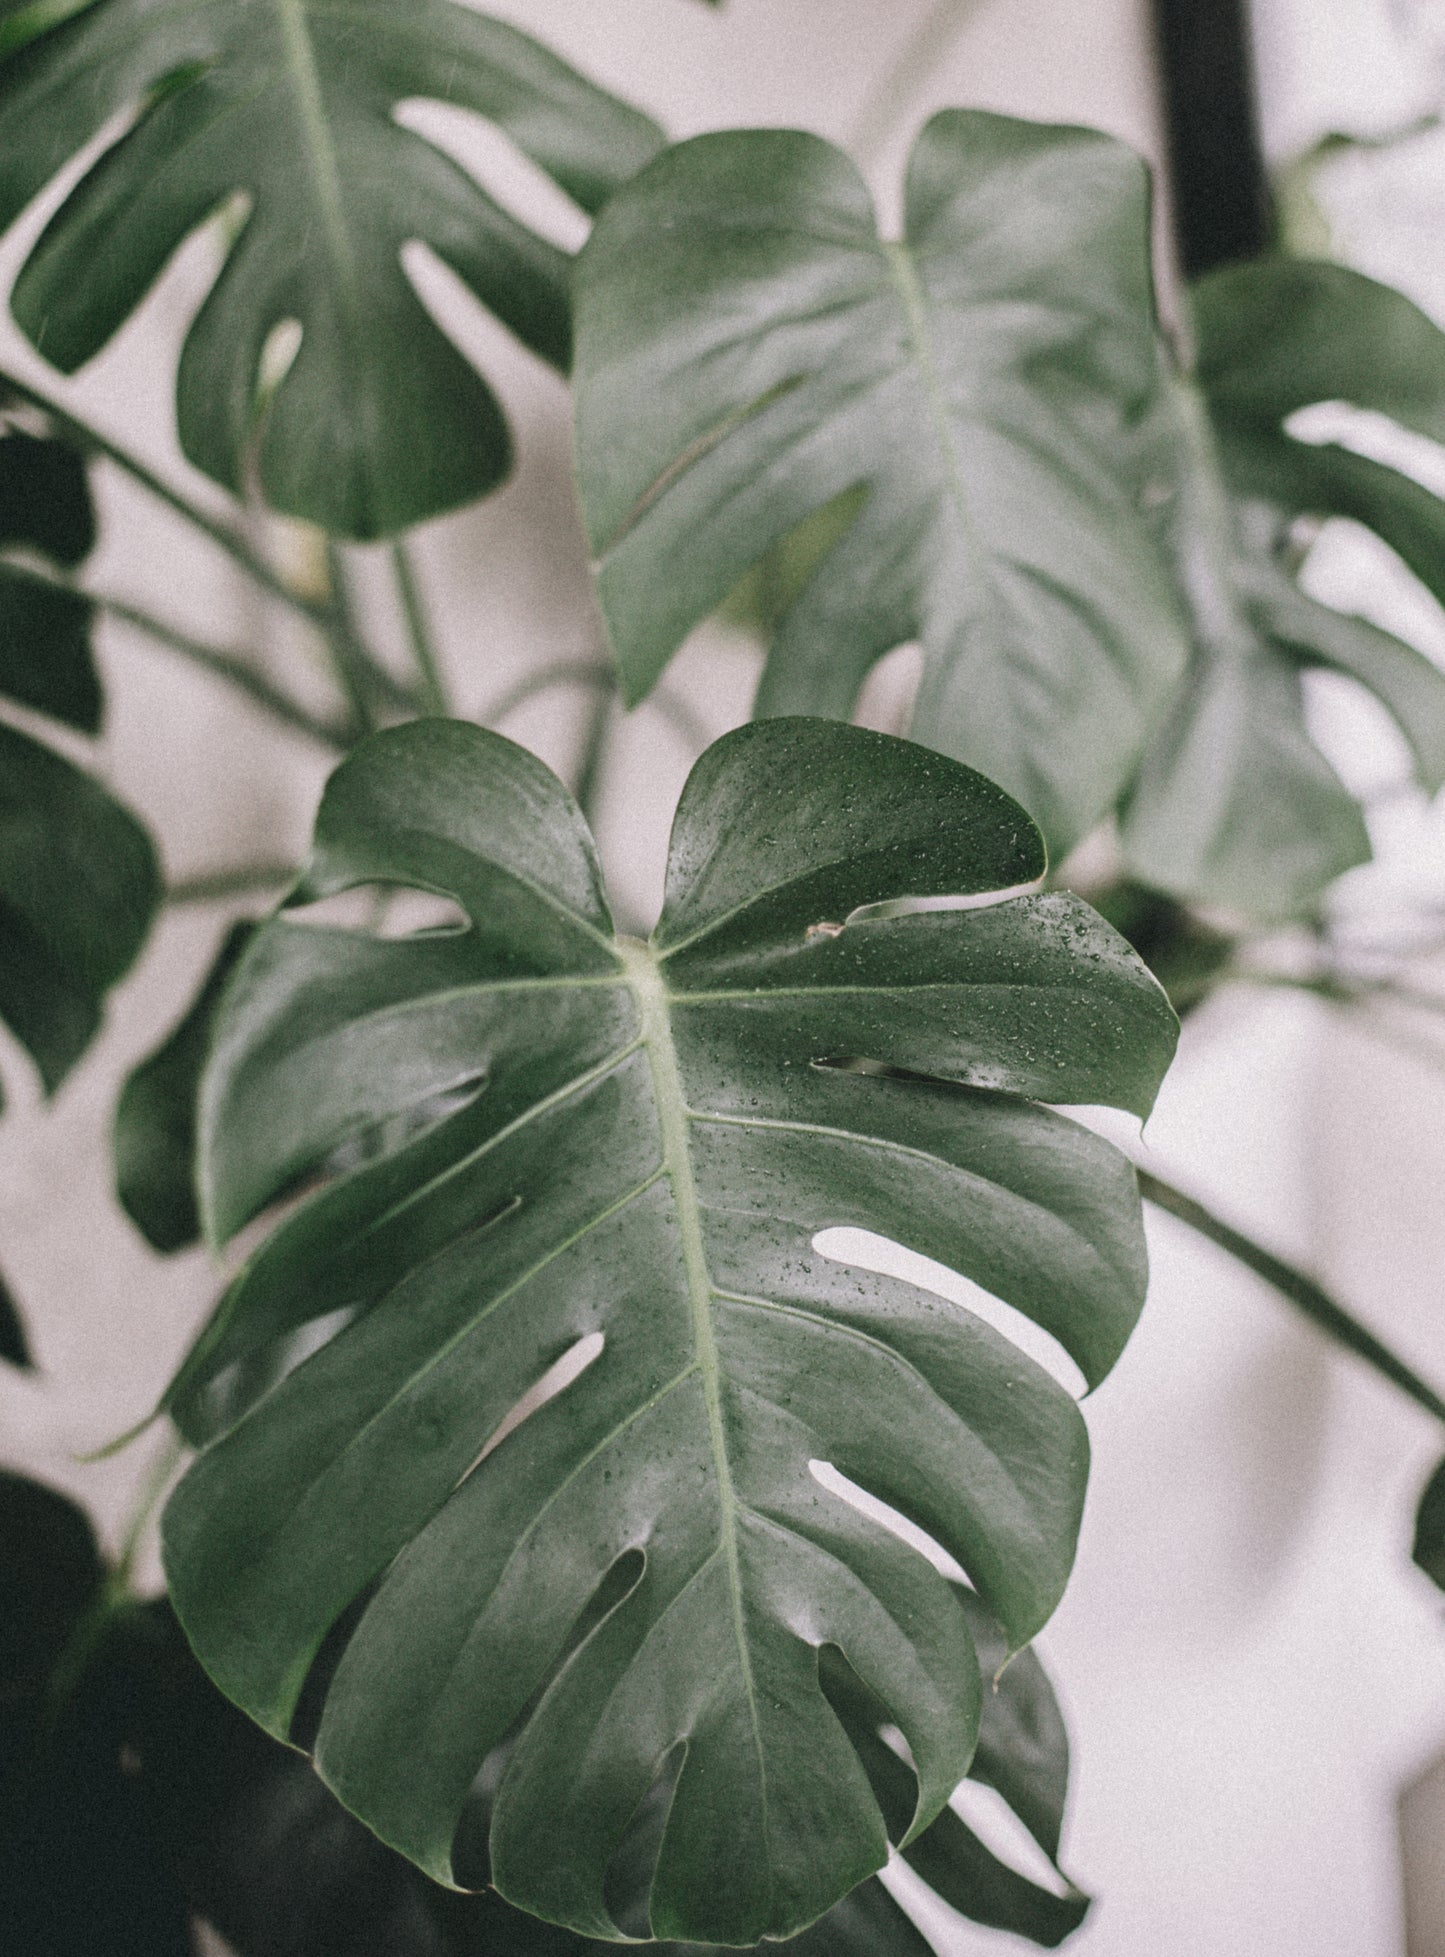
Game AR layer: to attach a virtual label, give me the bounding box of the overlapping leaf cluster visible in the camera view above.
[5,3,1445,1952]
[0,412,157,1102]
[158,717,1172,1943]
[570,121,1445,919]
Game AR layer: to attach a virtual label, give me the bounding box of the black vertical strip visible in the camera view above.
[1150,0,1274,276]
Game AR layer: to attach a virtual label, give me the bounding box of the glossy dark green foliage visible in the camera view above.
[0,0,663,538]
[0,423,99,731]
[116,920,255,1253]
[0,1264,32,1366]
[1127,260,1445,915]
[1413,1455,1445,1592]
[0,1463,1081,1956]
[0,412,158,1093]
[161,714,1172,1944]
[0,1471,195,1957]
[572,113,1189,857]
[0,720,159,1092]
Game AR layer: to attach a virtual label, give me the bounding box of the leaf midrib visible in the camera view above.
[621,939,773,1876]
[271,0,355,292]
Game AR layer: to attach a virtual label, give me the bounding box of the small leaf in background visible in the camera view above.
[1414,1455,1445,1592]
[0,721,160,1093]
[0,0,663,538]
[0,1263,32,1368]
[1133,260,1445,916]
[162,715,1172,1944]
[572,111,1190,857]
[0,420,99,731]
[116,922,256,1254]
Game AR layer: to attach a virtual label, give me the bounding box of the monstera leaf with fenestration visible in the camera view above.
[0,0,663,538]
[1122,261,1445,916]
[160,715,1173,1945]
[571,112,1190,858]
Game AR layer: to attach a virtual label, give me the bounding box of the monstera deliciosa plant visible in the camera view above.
[5,2,1445,1952]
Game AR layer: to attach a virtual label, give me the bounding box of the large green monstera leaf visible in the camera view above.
[571,112,1190,857]
[161,716,1174,1945]
[1123,260,1445,916]
[0,0,662,537]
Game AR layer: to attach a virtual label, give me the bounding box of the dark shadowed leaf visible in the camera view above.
[116,921,256,1253]
[161,715,1172,1944]
[1414,1455,1445,1592]
[572,113,1189,855]
[0,1482,1084,1957]
[0,0,663,537]
[0,1263,32,1367]
[163,1582,1082,1953]
[0,720,159,1091]
[0,1472,195,1957]
[0,422,99,731]
[0,410,150,1094]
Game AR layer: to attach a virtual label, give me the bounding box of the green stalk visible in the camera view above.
[572,670,615,829]
[167,862,299,904]
[849,0,987,167]
[486,660,709,759]
[390,538,449,714]
[0,365,330,624]
[486,658,611,724]
[322,541,388,734]
[1138,1168,1445,1425]
[0,555,350,746]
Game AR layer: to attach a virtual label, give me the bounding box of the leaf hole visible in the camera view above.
[450,1545,646,1889]
[602,1742,687,1938]
[812,1228,1088,1400]
[258,316,302,404]
[454,1331,605,1487]
[282,884,469,938]
[808,1459,970,1585]
[818,1644,919,1844]
[172,1304,357,1447]
[852,638,923,737]
[844,879,1043,927]
[1285,401,1445,497]
[948,1779,1077,1897]
[393,99,591,253]
[288,1582,380,1753]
